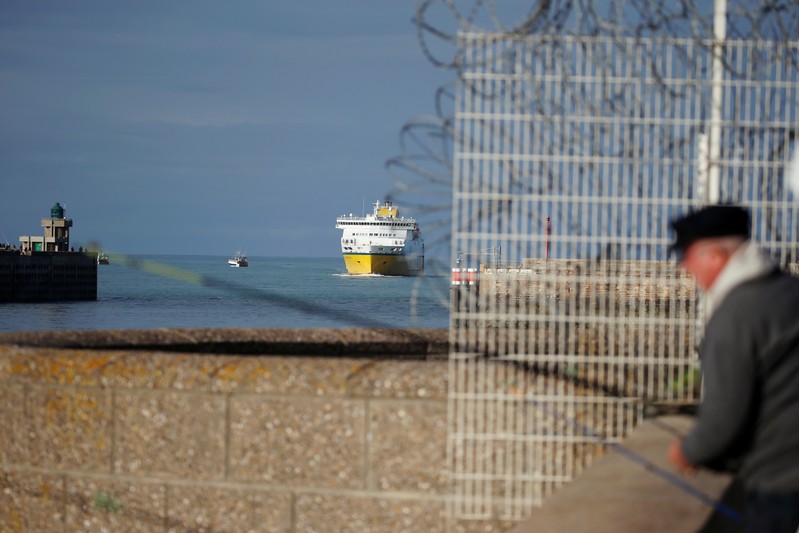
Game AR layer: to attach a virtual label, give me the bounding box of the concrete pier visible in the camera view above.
[0,251,97,303]
[3,202,98,303]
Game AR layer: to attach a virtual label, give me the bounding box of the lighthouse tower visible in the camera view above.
[42,202,72,251]
[19,202,73,253]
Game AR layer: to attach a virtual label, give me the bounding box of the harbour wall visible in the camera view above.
[0,251,97,303]
[0,328,523,532]
[455,259,696,307]
[460,258,799,304]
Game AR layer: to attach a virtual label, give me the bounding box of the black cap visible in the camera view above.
[669,204,750,260]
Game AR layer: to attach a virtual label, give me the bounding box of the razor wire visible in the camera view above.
[392,0,799,522]
[389,2,799,265]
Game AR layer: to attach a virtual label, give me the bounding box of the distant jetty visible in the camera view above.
[0,202,97,303]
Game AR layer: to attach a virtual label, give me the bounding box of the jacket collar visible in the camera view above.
[705,240,775,318]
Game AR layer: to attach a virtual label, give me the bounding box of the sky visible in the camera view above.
[0,1,452,257]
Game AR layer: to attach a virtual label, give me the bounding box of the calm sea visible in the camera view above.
[0,255,451,332]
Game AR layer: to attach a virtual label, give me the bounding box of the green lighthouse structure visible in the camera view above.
[2,202,96,302]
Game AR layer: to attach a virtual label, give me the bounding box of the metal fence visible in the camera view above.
[447,31,799,520]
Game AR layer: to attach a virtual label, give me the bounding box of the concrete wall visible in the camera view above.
[0,328,518,532]
[0,251,97,302]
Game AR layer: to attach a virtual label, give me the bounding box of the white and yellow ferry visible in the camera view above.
[336,201,424,276]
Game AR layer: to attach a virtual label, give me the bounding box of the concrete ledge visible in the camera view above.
[513,416,743,533]
[0,327,449,358]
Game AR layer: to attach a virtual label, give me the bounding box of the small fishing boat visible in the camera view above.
[228,251,248,267]
[97,250,110,265]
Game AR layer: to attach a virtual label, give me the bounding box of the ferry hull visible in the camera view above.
[343,254,423,276]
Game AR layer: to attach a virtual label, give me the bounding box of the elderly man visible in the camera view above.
[667,204,799,532]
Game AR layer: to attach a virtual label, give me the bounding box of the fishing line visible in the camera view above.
[523,394,743,523]
[87,249,449,333]
[85,249,740,521]
[482,355,742,522]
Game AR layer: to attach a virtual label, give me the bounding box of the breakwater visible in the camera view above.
[0,251,97,303]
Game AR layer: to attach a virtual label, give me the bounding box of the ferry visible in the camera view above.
[228,251,248,267]
[336,200,424,276]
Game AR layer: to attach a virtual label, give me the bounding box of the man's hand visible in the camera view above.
[668,439,696,474]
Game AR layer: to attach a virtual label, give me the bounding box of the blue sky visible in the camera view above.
[0,1,451,257]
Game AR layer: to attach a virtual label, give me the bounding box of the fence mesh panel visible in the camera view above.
[447,31,799,520]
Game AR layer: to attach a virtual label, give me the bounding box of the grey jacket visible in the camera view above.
[682,243,799,491]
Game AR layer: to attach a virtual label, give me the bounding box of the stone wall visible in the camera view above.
[480,259,696,304]
[0,328,518,533]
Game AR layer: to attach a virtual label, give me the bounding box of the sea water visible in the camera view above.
[0,255,451,332]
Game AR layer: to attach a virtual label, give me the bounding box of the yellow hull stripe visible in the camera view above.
[342,254,423,276]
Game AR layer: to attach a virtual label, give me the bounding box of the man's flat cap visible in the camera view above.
[669,204,750,260]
